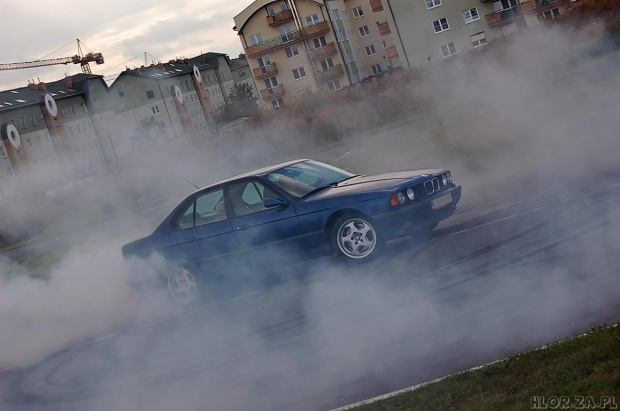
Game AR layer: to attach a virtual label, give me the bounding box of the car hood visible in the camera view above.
[306,169,447,200]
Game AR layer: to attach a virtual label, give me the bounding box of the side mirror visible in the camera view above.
[264,197,288,209]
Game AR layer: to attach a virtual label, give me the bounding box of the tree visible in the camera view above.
[215,83,259,126]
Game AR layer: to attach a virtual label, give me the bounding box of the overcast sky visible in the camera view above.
[0,0,255,90]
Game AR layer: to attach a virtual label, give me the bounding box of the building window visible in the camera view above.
[320,58,335,71]
[19,118,27,128]
[36,135,42,146]
[328,79,342,91]
[542,8,560,20]
[61,108,68,118]
[365,44,377,56]
[70,106,77,116]
[152,105,160,115]
[29,115,37,126]
[81,103,88,113]
[306,14,320,26]
[426,0,442,9]
[313,36,328,48]
[353,6,363,18]
[26,138,33,149]
[371,64,382,75]
[441,42,457,57]
[69,125,75,137]
[54,119,60,127]
[359,25,370,37]
[116,84,125,97]
[249,33,263,46]
[470,32,488,48]
[146,90,155,100]
[0,146,6,158]
[382,40,388,49]
[463,8,480,23]
[285,45,299,58]
[271,98,283,109]
[292,67,307,79]
[433,18,450,33]
[184,80,189,90]
[238,69,246,77]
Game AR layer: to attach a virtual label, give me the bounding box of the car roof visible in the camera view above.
[191,158,309,194]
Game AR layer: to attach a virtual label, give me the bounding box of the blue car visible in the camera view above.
[122,159,462,303]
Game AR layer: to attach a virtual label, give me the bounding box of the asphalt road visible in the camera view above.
[1,168,619,411]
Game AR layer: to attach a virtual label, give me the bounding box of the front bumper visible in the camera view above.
[374,185,462,240]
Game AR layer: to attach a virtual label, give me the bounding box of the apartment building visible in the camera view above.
[233,0,405,108]
[229,53,260,102]
[234,0,351,109]
[0,78,106,198]
[383,0,582,69]
[324,0,402,82]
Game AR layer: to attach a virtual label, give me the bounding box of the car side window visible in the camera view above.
[195,189,227,227]
[229,180,278,217]
[177,201,195,230]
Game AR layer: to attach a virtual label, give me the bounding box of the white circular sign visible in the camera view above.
[193,65,201,83]
[44,93,58,117]
[5,123,21,149]
[173,85,183,104]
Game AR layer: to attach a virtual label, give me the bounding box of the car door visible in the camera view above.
[228,179,302,265]
[174,187,238,271]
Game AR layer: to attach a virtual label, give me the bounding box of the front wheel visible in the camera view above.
[167,266,201,304]
[331,214,382,260]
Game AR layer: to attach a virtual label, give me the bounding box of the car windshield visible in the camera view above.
[266,160,356,199]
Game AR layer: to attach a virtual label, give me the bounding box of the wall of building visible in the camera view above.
[385,0,501,69]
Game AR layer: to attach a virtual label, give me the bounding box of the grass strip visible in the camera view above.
[347,325,620,411]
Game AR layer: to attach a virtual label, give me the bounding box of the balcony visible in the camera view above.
[377,21,391,36]
[485,5,524,26]
[385,45,398,59]
[310,42,337,60]
[521,0,537,12]
[537,0,563,11]
[267,9,294,27]
[260,84,285,101]
[245,21,330,58]
[318,64,344,82]
[370,0,384,12]
[253,63,278,80]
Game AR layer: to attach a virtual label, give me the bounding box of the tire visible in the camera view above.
[331,213,383,261]
[166,264,202,305]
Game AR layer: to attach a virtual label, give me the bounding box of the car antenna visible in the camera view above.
[185,178,200,189]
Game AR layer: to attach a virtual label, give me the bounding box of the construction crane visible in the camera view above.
[0,39,104,74]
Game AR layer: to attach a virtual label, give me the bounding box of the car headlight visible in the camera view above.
[442,174,448,185]
[406,188,415,201]
[446,172,452,184]
[390,192,406,206]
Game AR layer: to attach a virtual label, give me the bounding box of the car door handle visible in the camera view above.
[184,237,196,243]
[237,224,250,231]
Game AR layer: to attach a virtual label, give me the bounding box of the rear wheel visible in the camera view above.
[331,214,382,260]
[167,266,201,304]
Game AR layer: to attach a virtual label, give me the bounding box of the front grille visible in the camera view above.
[425,177,440,195]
